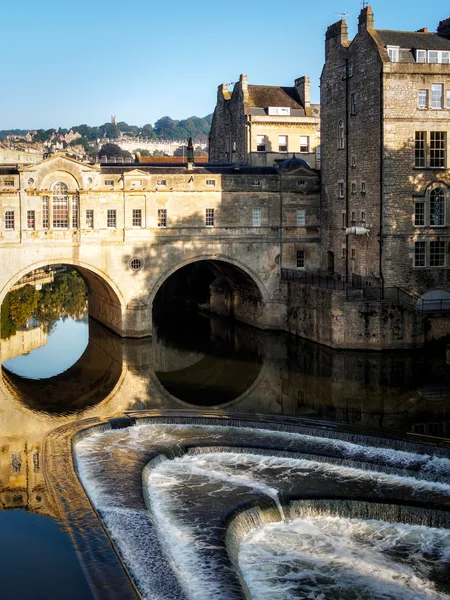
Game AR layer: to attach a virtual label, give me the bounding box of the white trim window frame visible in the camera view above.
[387,46,399,62]
[418,89,428,109]
[416,49,427,63]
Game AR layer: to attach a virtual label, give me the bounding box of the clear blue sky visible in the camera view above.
[1,0,449,130]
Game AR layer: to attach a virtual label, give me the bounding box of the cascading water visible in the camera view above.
[74,420,450,600]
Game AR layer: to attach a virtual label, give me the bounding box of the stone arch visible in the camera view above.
[149,254,271,330]
[0,259,126,336]
[40,169,80,191]
[148,254,269,308]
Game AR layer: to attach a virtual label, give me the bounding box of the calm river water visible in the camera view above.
[1,311,450,598]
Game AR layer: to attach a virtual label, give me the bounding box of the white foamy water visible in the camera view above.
[75,423,450,600]
[239,516,450,600]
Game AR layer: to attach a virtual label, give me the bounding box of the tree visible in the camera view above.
[98,143,132,160]
[154,116,179,139]
[101,122,120,139]
[135,148,151,157]
[70,136,92,152]
[8,285,40,328]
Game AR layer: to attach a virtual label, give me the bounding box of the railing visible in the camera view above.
[281,269,380,291]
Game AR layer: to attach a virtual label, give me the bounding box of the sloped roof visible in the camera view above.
[138,156,209,164]
[247,85,303,109]
[373,30,450,51]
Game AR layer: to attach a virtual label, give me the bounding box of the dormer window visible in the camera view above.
[387,46,399,62]
[268,107,290,115]
[416,49,426,63]
[429,51,439,64]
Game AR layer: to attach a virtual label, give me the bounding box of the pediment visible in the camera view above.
[20,153,100,174]
[123,169,149,176]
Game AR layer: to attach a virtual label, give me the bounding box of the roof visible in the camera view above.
[247,85,303,110]
[279,154,313,170]
[373,30,450,51]
[139,156,209,164]
[100,164,279,175]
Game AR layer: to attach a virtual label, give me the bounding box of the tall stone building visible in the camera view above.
[209,74,320,168]
[321,7,450,296]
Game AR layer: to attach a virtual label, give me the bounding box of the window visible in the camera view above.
[338,182,344,198]
[27,177,34,186]
[296,209,306,226]
[429,51,439,64]
[296,250,305,268]
[158,208,167,228]
[351,155,356,168]
[86,210,94,229]
[351,182,356,194]
[447,91,450,109]
[350,93,357,115]
[415,241,426,267]
[104,179,114,186]
[429,188,446,225]
[156,179,166,186]
[278,135,288,152]
[27,210,35,229]
[443,52,450,64]
[4,179,14,186]
[268,107,290,115]
[205,208,214,227]
[256,135,266,152]
[132,209,142,227]
[342,212,346,228]
[348,63,354,77]
[252,208,262,227]
[415,131,426,167]
[430,132,446,168]
[430,241,446,267]
[431,84,443,109]
[342,247,346,258]
[316,145,321,161]
[387,46,399,62]
[414,201,425,226]
[351,211,356,222]
[361,182,366,194]
[416,49,426,63]
[52,182,68,228]
[297,180,306,187]
[300,136,309,153]
[5,211,14,229]
[72,195,79,229]
[206,179,216,187]
[11,453,21,473]
[107,209,117,228]
[337,120,345,149]
[252,180,261,187]
[361,211,366,222]
[131,180,142,187]
[351,248,356,259]
[42,197,49,229]
[418,89,428,109]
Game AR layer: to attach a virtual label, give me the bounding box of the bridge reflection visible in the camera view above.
[1,314,450,520]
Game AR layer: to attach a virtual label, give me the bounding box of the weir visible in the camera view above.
[72,417,450,600]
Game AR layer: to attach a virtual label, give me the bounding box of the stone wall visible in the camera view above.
[284,282,425,349]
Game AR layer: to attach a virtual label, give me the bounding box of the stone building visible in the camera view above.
[209,74,320,168]
[0,152,320,336]
[320,7,450,298]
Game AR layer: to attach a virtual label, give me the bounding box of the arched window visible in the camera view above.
[337,120,345,149]
[52,182,69,228]
[429,187,446,226]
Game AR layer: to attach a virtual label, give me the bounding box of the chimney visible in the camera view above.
[358,6,375,34]
[437,18,450,39]
[325,20,348,58]
[294,76,310,111]
[239,73,248,93]
[218,83,228,101]
[186,137,194,170]
[416,28,428,33]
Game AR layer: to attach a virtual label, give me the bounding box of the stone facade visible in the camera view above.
[320,7,450,299]
[209,74,320,168]
[0,153,320,337]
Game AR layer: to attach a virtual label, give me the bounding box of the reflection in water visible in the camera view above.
[2,308,450,598]
[3,316,88,379]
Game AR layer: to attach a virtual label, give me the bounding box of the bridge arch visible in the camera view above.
[149,254,270,329]
[1,259,126,336]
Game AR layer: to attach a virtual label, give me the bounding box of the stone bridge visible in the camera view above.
[0,154,321,336]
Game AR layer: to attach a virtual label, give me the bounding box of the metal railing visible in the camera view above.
[281,269,380,291]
